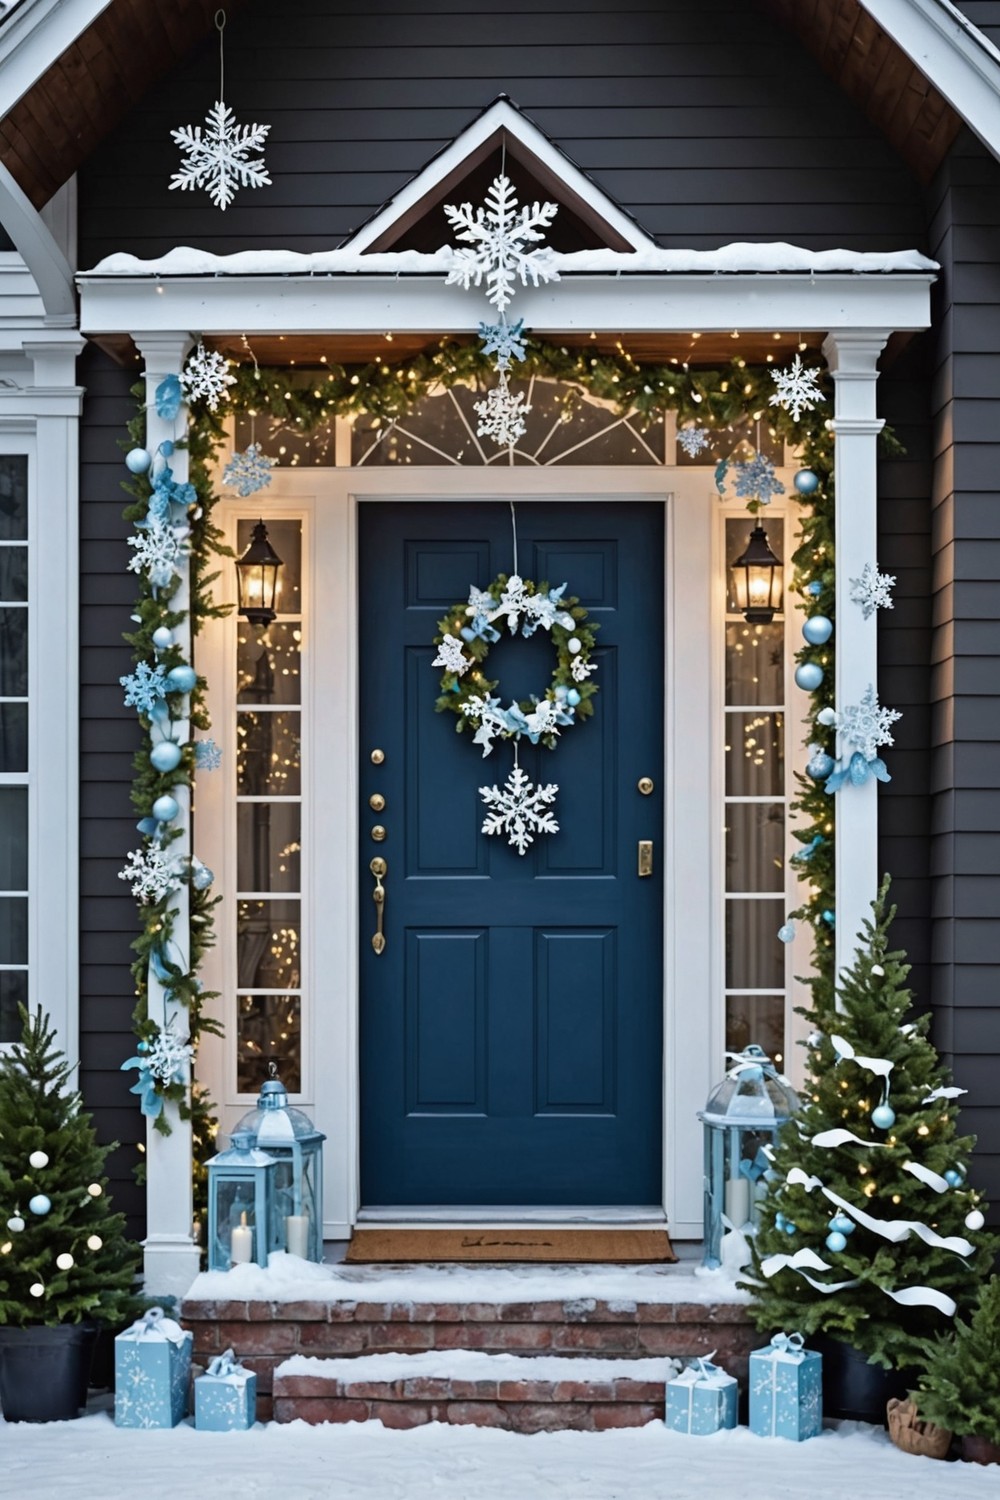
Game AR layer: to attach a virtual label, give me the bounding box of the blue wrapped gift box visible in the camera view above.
[114,1307,193,1429]
[666,1357,739,1435]
[749,1332,822,1441]
[195,1349,257,1431]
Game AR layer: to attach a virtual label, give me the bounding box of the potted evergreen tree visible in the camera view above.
[740,883,996,1419]
[914,1277,1000,1465]
[0,1007,140,1421]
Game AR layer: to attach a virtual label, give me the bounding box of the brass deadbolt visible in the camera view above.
[638,776,655,796]
[371,824,387,842]
[369,793,386,812]
[370,748,385,765]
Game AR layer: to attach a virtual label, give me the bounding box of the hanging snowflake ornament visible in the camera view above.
[677,425,711,458]
[223,442,275,497]
[126,520,190,591]
[180,341,237,412]
[769,353,826,422]
[194,738,223,771]
[478,317,528,371]
[849,562,896,620]
[118,848,180,905]
[479,763,559,855]
[170,17,269,211]
[733,452,785,505]
[120,661,168,715]
[445,173,559,314]
[432,634,472,677]
[836,684,902,762]
[474,372,530,448]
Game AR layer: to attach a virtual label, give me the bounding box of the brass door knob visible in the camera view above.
[638,776,655,796]
[371,825,387,842]
[369,793,386,812]
[370,749,385,765]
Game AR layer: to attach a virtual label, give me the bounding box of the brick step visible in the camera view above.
[273,1349,675,1431]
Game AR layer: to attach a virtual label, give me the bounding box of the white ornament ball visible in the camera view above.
[965,1209,985,1232]
[871,964,885,977]
[567,637,582,655]
[816,707,837,728]
[6,1215,25,1233]
[28,1194,51,1216]
[87,1234,103,1251]
[87,1183,103,1197]
[56,1252,74,1271]
[28,1150,49,1170]
[125,447,152,475]
[29,1282,45,1298]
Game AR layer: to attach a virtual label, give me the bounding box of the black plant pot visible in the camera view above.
[809,1333,913,1424]
[0,1322,97,1423]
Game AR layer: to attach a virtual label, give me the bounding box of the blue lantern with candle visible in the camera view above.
[233,1064,327,1261]
[698,1045,799,1269]
[205,1131,279,1271]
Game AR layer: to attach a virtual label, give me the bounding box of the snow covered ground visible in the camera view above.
[1,1410,995,1500]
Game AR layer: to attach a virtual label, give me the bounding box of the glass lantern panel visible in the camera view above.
[725,515,784,610]
[210,1176,264,1271]
[236,518,302,614]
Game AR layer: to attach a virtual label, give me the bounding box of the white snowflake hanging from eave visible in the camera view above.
[444,173,560,314]
[768,353,826,423]
[169,12,270,211]
[181,340,237,411]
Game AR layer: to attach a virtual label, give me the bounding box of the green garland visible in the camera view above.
[120,339,840,1153]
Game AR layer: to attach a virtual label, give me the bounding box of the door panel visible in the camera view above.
[358,500,664,1205]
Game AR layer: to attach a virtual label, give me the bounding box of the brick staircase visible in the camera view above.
[181,1267,755,1427]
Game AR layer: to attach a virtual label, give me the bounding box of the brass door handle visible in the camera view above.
[370,856,387,954]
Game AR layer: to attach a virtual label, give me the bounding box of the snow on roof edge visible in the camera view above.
[80,242,939,279]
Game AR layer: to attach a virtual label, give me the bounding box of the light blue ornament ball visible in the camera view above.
[191,862,215,891]
[150,740,183,774]
[944,1169,963,1188]
[784,1221,796,1235]
[803,615,833,647]
[28,1194,51,1216]
[872,1104,896,1130]
[158,439,175,458]
[165,664,197,695]
[566,689,581,707]
[806,750,835,781]
[125,448,152,474]
[151,626,174,650]
[822,909,836,927]
[152,794,179,824]
[794,469,820,495]
[775,1212,786,1230]
[806,581,823,597]
[825,1230,847,1253]
[777,922,795,944]
[795,662,824,692]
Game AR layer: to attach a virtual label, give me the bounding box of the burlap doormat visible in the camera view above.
[345,1227,677,1263]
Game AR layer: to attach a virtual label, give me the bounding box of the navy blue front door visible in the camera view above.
[358,501,664,1205]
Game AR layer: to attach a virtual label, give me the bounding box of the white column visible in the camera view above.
[134,331,199,1298]
[822,331,888,990]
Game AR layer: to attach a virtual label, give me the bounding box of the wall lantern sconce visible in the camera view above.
[236,520,284,628]
[732,523,783,624]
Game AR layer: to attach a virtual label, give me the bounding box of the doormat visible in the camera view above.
[345,1228,677,1264]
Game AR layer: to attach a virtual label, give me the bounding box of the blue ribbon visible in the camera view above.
[120,1057,164,1118]
[791,835,825,863]
[154,375,182,421]
[207,1349,242,1378]
[460,613,500,644]
[146,463,198,522]
[824,751,890,794]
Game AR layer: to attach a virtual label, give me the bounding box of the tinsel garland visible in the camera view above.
[120,339,845,1148]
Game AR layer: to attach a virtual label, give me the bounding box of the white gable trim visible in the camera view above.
[861,0,1000,163]
[0,0,111,118]
[0,161,75,322]
[343,97,657,256]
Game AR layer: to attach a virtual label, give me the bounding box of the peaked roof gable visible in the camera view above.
[343,98,658,259]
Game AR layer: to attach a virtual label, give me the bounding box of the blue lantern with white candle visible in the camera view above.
[205,1131,279,1271]
[698,1045,799,1269]
[233,1064,327,1261]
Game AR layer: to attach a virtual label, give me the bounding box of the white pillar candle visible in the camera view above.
[230,1210,253,1265]
[285,1214,309,1259]
[724,1177,751,1228]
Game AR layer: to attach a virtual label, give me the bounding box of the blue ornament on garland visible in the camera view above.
[150,740,183,774]
[822,909,836,927]
[775,1212,786,1230]
[828,1213,854,1236]
[777,922,795,944]
[872,1104,896,1130]
[825,1230,847,1253]
[802,615,833,647]
[28,1194,51,1216]
[136,1040,149,1055]
[152,794,180,824]
[944,1169,964,1188]
[795,662,824,692]
[806,748,835,781]
[125,448,152,475]
[784,1221,797,1235]
[165,664,197,695]
[794,469,820,495]
[806,581,823,597]
[151,626,175,651]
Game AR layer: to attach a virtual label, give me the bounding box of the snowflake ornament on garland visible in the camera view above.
[223,441,275,496]
[768,353,826,422]
[677,425,711,458]
[120,661,168,715]
[180,341,237,411]
[479,762,560,855]
[849,562,896,620]
[836,684,902,762]
[126,520,190,591]
[474,372,530,448]
[118,848,180,905]
[444,174,559,314]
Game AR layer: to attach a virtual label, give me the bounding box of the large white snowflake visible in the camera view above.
[180,341,237,411]
[445,173,559,314]
[432,634,471,677]
[170,100,271,211]
[769,354,826,422]
[118,848,180,904]
[223,442,275,496]
[474,373,530,448]
[126,521,190,590]
[837,684,902,761]
[849,562,896,620]
[479,764,559,855]
[144,1027,195,1085]
[677,425,710,458]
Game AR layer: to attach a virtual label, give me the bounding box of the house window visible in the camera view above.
[234,518,303,1092]
[0,455,28,1043]
[723,513,788,1069]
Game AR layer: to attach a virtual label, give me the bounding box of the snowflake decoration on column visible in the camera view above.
[445,174,559,313]
[849,563,896,619]
[181,341,237,411]
[677,425,710,458]
[473,372,530,448]
[126,520,190,591]
[118,848,180,904]
[479,763,560,855]
[223,442,275,496]
[143,1028,195,1085]
[836,684,902,762]
[769,354,826,422]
